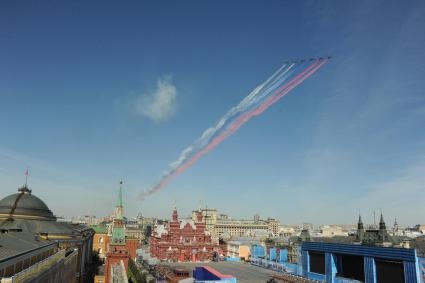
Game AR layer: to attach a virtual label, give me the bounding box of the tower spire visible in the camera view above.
[379,212,386,230]
[172,200,178,222]
[356,214,365,242]
[111,181,126,245]
[114,181,124,220]
[358,214,364,229]
[117,180,123,207]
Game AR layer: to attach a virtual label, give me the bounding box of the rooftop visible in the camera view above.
[90,224,108,234]
[0,232,56,262]
[0,186,55,221]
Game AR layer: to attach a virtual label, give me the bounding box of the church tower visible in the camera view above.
[356,214,365,243]
[378,213,390,245]
[379,213,386,231]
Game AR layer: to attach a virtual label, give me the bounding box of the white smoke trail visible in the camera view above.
[165,63,294,173]
[139,59,328,200]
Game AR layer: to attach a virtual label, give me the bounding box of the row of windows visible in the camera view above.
[0,248,55,278]
[309,252,406,283]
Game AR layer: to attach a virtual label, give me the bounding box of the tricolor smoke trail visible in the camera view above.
[139,58,329,200]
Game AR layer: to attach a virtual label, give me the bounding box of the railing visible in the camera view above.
[251,258,323,282]
[2,249,66,283]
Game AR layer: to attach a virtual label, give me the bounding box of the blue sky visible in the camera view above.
[0,0,424,225]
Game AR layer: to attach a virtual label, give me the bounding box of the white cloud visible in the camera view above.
[136,76,177,122]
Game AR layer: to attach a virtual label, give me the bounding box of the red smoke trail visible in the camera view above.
[147,60,328,195]
[189,60,327,160]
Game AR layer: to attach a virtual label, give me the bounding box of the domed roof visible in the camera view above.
[0,186,56,220]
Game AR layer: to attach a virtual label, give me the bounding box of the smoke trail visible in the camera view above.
[139,58,329,200]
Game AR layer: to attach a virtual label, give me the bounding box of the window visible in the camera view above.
[375,259,404,283]
[309,252,325,274]
[335,254,365,282]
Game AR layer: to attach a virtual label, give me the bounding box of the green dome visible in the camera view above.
[0,186,56,220]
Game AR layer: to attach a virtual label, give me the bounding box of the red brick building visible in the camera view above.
[150,207,218,262]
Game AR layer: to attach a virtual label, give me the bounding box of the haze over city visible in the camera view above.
[1,0,425,225]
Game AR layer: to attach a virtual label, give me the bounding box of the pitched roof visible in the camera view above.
[90,225,108,234]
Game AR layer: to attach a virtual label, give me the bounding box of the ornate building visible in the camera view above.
[355,213,392,246]
[191,208,280,241]
[151,207,219,262]
[0,184,94,282]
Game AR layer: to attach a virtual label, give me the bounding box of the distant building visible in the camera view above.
[413,224,425,234]
[226,240,254,261]
[318,225,347,237]
[151,207,218,262]
[287,229,312,264]
[0,184,94,282]
[279,226,296,237]
[192,209,280,240]
[355,213,392,246]
[125,219,144,241]
[92,225,108,260]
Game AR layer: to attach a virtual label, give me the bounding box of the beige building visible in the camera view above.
[226,241,251,260]
[192,209,280,239]
[279,226,296,237]
[414,224,425,234]
[318,225,348,237]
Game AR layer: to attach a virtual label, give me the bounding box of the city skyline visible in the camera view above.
[1,1,425,225]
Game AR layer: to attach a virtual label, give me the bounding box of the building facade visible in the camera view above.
[355,213,396,247]
[191,209,280,240]
[151,207,219,262]
[226,240,251,260]
[92,225,108,260]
